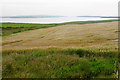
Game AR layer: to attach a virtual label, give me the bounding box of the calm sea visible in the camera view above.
[0,17,117,24]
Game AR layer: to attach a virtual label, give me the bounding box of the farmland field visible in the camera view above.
[2,20,119,78]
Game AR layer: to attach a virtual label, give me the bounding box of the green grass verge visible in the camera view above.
[2,23,59,36]
[2,23,59,28]
[2,48,118,78]
[61,19,119,24]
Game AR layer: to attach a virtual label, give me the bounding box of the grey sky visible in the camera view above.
[1,0,119,16]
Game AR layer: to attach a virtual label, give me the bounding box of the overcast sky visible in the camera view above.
[0,0,119,16]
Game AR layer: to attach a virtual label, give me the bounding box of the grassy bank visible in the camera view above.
[2,23,58,36]
[1,19,118,36]
[62,19,119,24]
[2,48,118,78]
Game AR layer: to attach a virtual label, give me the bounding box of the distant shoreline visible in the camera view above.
[61,19,119,24]
[1,19,119,25]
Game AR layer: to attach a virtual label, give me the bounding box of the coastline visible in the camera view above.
[1,19,119,25]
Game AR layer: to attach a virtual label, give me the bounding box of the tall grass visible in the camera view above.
[2,48,118,58]
[2,48,118,78]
